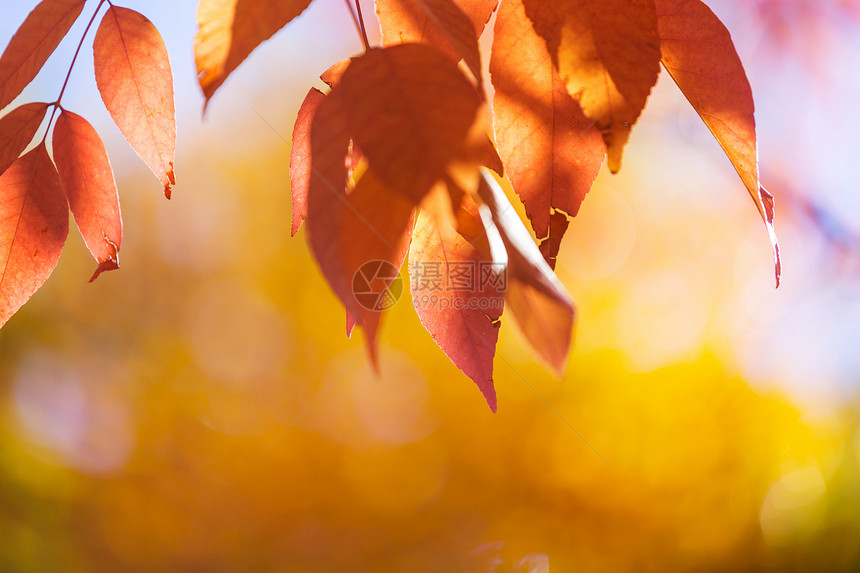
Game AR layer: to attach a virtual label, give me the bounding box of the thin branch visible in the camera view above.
[341,0,364,48]
[353,0,371,51]
[43,0,107,141]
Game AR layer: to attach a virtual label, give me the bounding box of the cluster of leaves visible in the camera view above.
[195,0,779,410]
[0,0,175,327]
[0,0,780,411]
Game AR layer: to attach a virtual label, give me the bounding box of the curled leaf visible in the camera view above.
[290,87,324,236]
[52,109,122,282]
[477,170,575,375]
[0,144,69,328]
[94,6,176,197]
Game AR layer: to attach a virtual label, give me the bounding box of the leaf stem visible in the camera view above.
[43,0,107,141]
[342,0,363,45]
[353,0,371,52]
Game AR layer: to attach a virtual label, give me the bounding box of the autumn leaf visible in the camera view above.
[52,109,122,282]
[94,6,176,198]
[322,44,483,205]
[656,0,781,285]
[195,0,313,106]
[477,170,575,375]
[0,0,85,112]
[538,211,569,269]
[306,165,414,366]
[522,0,661,173]
[0,144,68,328]
[0,102,48,177]
[290,87,324,236]
[409,195,504,411]
[305,77,415,363]
[377,0,495,88]
[491,0,604,267]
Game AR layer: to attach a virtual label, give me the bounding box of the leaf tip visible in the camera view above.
[759,186,781,288]
[346,311,357,338]
[482,383,498,413]
[163,163,176,199]
[89,258,120,283]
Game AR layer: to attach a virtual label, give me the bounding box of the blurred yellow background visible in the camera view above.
[1,0,859,571]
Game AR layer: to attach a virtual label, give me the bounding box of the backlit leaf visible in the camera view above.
[195,0,313,106]
[0,0,85,111]
[477,170,575,375]
[491,0,604,266]
[377,0,494,88]
[409,195,504,411]
[94,6,176,198]
[290,87,324,236]
[522,0,661,172]
[0,102,48,177]
[325,44,483,206]
[656,0,781,285]
[0,144,68,328]
[52,109,122,282]
[307,88,414,365]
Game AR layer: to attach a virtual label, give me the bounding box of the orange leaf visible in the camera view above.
[522,0,661,172]
[377,0,495,88]
[0,144,69,328]
[538,211,570,270]
[325,44,483,205]
[307,86,414,364]
[195,0,313,106]
[0,102,48,177]
[94,6,175,198]
[290,87,324,236]
[409,196,504,412]
[477,170,575,375]
[52,109,122,282]
[656,0,781,286]
[308,169,414,367]
[491,0,604,266]
[0,0,85,111]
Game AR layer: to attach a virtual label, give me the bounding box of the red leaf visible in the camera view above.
[0,0,85,111]
[346,310,357,338]
[307,87,414,364]
[409,195,504,412]
[195,0,313,106]
[0,144,69,328]
[377,0,494,88]
[94,6,176,198]
[290,87,324,236]
[52,109,122,282]
[308,170,414,366]
[0,102,48,177]
[656,0,781,285]
[491,0,604,266]
[522,0,662,172]
[324,44,483,205]
[477,170,575,375]
[538,211,570,270]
